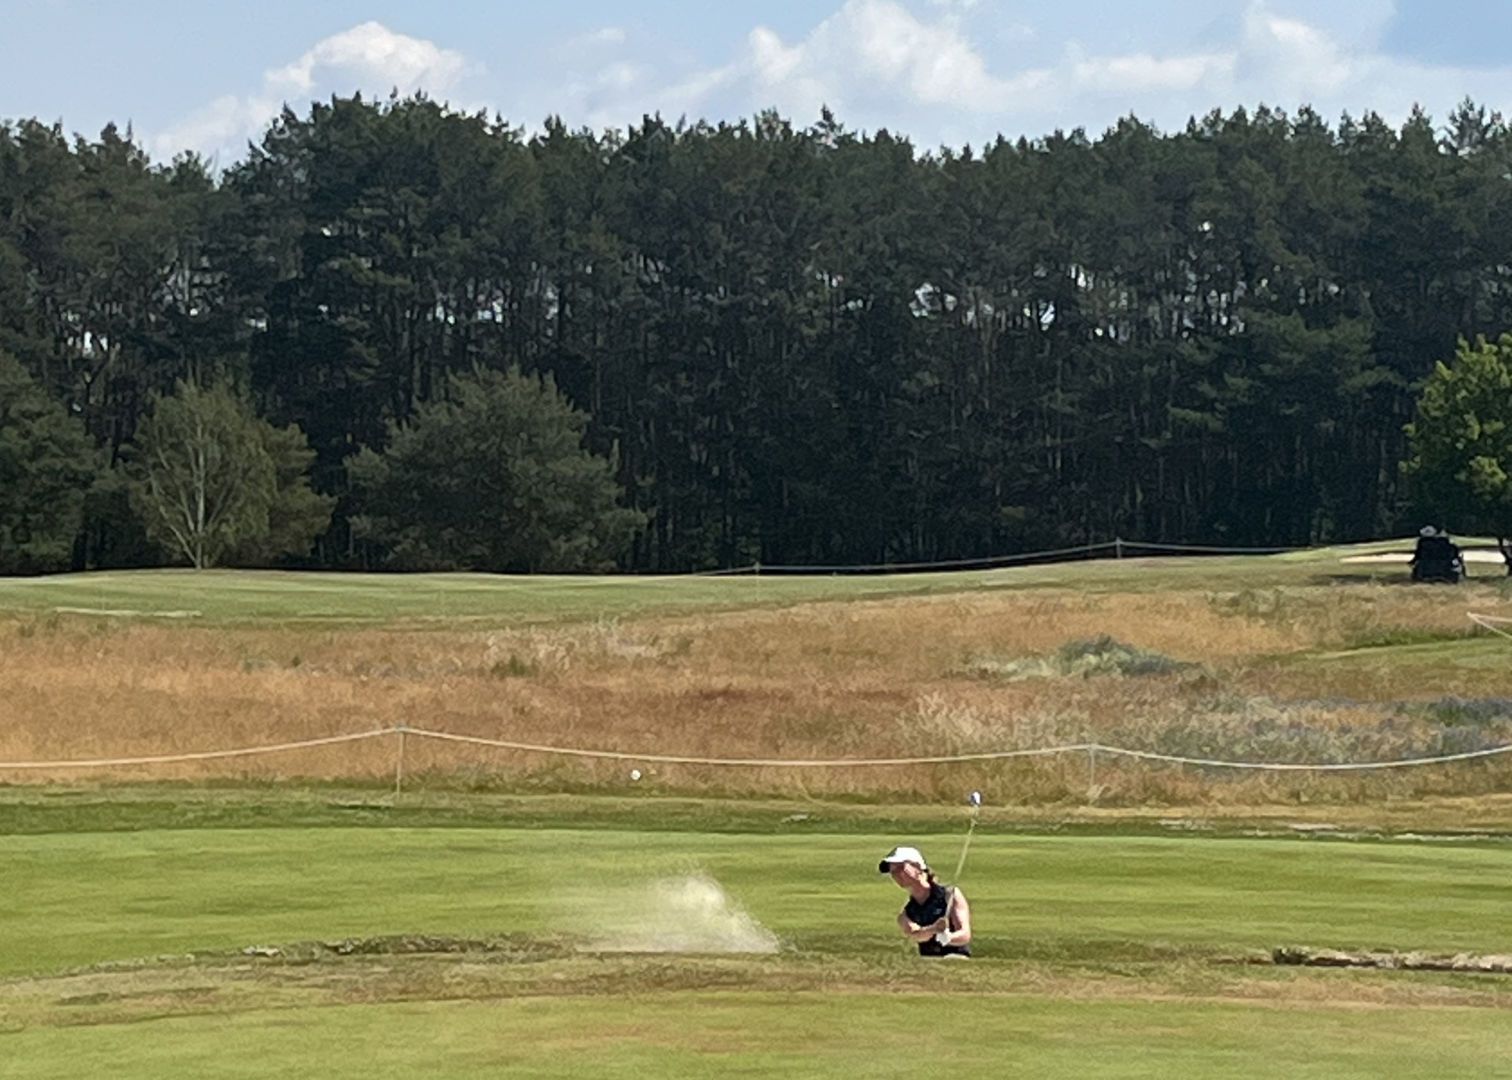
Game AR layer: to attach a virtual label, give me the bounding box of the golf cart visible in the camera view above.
[1410,527,1464,584]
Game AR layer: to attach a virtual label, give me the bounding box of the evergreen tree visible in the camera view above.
[0,351,98,571]
[349,367,644,571]
[222,420,336,566]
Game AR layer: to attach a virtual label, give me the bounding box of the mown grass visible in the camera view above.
[0,540,1503,626]
[4,822,1512,1078]
[0,568,924,625]
[9,990,1512,1080]
[9,785,1512,838]
[6,826,1510,979]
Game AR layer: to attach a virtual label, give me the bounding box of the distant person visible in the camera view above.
[878,846,972,957]
[1411,526,1464,584]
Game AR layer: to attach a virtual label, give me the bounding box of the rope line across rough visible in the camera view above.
[3,725,1510,773]
[0,730,392,770]
[1469,612,1512,642]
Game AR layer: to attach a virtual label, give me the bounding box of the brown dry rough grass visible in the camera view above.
[3,578,1510,805]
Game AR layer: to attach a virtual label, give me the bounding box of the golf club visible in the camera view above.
[942,790,982,943]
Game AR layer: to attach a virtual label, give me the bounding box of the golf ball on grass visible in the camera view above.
[630,769,642,781]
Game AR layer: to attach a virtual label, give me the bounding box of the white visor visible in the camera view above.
[878,846,927,873]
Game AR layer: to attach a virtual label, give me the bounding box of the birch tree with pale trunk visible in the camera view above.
[128,381,275,569]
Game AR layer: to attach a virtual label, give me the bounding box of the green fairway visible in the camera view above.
[0,565,1040,625]
[0,541,1476,625]
[1295,636,1512,673]
[6,825,1510,978]
[7,991,1511,1080]
[6,807,1512,1078]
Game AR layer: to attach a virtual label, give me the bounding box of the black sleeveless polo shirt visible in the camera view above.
[903,881,972,957]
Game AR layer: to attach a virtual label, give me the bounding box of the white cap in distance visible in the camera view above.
[878,846,928,874]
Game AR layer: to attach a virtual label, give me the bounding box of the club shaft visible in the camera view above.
[951,813,978,884]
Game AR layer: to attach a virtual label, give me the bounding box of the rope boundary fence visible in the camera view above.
[1469,612,1512,641]
[0,730,392,770]
[3,724,1509,773]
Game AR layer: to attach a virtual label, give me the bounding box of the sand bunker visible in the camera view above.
[1340,550,1505,564]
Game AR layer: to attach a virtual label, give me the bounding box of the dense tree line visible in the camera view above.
[2,95,1511,572]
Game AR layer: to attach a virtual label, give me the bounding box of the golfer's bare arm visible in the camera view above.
[897,910,940,942]
[946,892,972,946]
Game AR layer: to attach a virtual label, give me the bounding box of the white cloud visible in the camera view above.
[749,27,803,85]
[146,2,1512,164]
[597,62,643,92]
[149,21,473,163]
[149,95,267,164]
[265,21,468,96]
[843,0,1038,105]
[583,27,628,47]
[1071,52,1234,94]
[650,0,1051,126]
[599,0,1512,145]
[1236,4,1356,97]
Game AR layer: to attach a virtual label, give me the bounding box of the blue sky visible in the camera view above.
[5,0,1511,164]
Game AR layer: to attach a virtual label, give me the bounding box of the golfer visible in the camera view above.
[878,846,972,957]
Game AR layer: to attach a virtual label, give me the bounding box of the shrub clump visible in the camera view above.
[962,635,1196,681]
[1406,697,1512,728]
